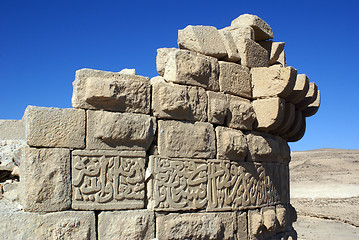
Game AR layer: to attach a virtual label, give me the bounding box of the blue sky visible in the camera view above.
[1,0,358,151]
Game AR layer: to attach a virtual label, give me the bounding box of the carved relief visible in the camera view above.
[148,156,207,211]
[72,150,146,210]
[207,160,282,211]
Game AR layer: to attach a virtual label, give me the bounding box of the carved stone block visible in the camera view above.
[231,14,273,41]
[151,77,207,122]
[246,131,281,162]
[20,147,71,212]
[86,110,156,151]
[156,212,238,240]
[147,156,207,211]
[24,106,85,149]
[216,126,248,161]
[207,160,281,211]
[226,94,256,131]
[98,210,155,240]
[72,68,151,114]
[207,91,228,125]
[0,211,96,240]
[72,150,146,210]
[163,49,220,91]
[156,48,178,76]
[157,120,216,159]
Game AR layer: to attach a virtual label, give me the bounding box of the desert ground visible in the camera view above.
[290,149,359,239]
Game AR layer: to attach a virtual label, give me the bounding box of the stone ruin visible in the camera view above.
[0,14,320,239]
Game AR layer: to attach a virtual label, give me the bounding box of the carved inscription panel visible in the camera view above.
[148,156,208,211]
[207,160,283,210]
[148,156,288,211]
[72,150,146,210]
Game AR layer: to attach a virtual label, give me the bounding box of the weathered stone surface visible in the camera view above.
[246,131,281,162]
[280,111,303,141]
[237,212,248,240]
[24,106,85,149]
[218,29,241,62]
[157,120,216,159]
[302,90,320,117]
[0,120,25,140]
[20,147,71,212]
[287,115,306,142]
[216,126,248,161]
[163,49,220,91]
[147,156,207,211]
[286,74,309,104]
[272,102,295,135]
[208,160,283,210]
[248,209,263,238]
[207,91,228,125]
[262,206,277,232]
[231,14,273,41]
[259,41,285,65]
[235,38,269,68]
[277,49,287,67]
[219,61,252,98]
[156,48,178,76]
[0,211,96,240]
[297,82,318,111]
[178,25,227,58]
[226,95,256,130]
[151,76,207,122]
[86,110,156,151]
[0,140,25,174]
[222,25,255,41]
[72,68,151,114]
[156,212,238,240]
[252,97,285,132]
[98,210,154,240]
[118,68,136,75]
[72,150,146,210]
[251,66,297,99]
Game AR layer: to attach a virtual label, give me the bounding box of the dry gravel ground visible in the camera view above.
[290,149,359,239]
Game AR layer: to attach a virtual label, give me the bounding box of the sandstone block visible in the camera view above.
[278,49,287,67]
[222,25,255,41]
[287,115,306,142]
[216,126,248,161]
[245,131,281,162]
[163,49,220,91]
[86,110,156,151]
[252,97,285,132]
[0,140,26,173]
[248,209,264,238]
[207,160,282,210]
[147,156,208,211]
[72,68,151,114]
[20,147,71,212]
[0,120,25,140]
[178,25,227,58]
[157,120,216,159]
[280,111,303,141]
[262,206,277,232]
[296,82,318,111]
[118,68,137,75]
[259,41,285,65]
[156,212,237,240]
[24,106,85,149]
[235,38,269,68]
[219,61,252,98]
[72,150,146,210]
[276,205,288,229]
[286,74,309,104]
[226,95,256,130]
[272,102,295,135]
[218,29,241,62]
[0,211,96,240]
[207,91,228,125]
[98,210,154,240]
[156,48,178,76]
[251,66,297,99]
[151,76,207,122]
[302,90,320,117]
[231,14,273,41]
[237,212,248,240]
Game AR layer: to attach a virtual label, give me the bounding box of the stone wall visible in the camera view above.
[0,14,320,240]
